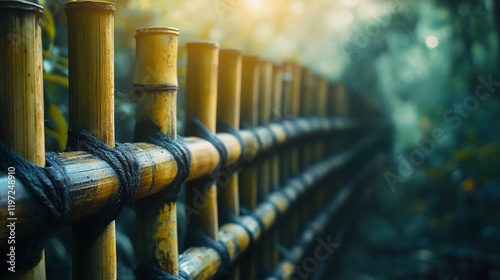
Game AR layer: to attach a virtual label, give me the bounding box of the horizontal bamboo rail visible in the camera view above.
[0,117,355,240]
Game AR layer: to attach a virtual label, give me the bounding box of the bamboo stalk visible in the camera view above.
[216,48,242,280]
[65,2,116,279]
[133,27,180,275]
[185,41,220,240]
[0,1,45,279]
[287,63,303,248]
[314,77,329,213]
[238,55,260,211]
[334,84,349,117]
[217,48,242,216]
[256,60,275,275]
[270,63,283,267]
[239,55,260,280]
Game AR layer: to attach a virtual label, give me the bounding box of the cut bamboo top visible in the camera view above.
[65,1,115,13]
[135,27,179,36]
[186,41,220,49]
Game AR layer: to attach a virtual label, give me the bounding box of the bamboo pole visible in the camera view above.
[239,55,260,280]
[256,60,275,275]
[271,64,283,190]
[334,84,349,117]
[133,27,180,275]
[238,55,260,211]
[185,41,220,240]
[270,63,283,267]
[314,77,329,212]
[65,2,116,279]
[0,1,45,279]
[216,48,242,279]
[289,63,302,246]
[217,49,242,216]
[0,119,339,238]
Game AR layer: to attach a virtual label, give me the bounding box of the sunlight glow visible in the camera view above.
[425,36,439,48]
[244,0,264,11]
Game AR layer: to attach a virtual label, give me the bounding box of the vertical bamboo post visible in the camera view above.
[299,68,315,224]
[289,63,302,244]
[270,63,283,266]
[280,62,294,248]
[290,63,302,118]
[238,55,260,210]
[313,76,328,213]
[334,84,349,117]
[271,64,283,189]
[299,67,315,169]
[185,41,220,240]
[217,49,242,216]
[256,60,273,275]
[239,55,260,280]
[65,2,116,279]
[133,27,180,275]
[257,60,273,199]
[216,48,242,280]
[0,1,45,279]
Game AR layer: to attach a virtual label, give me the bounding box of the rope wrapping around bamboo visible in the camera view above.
[216,119,246,169]
[173,134,382,279]
[0,117,360,239]
[134,119,192,202]
[0,140,70,270]
[186,117,229,187]
[65,129,141,244]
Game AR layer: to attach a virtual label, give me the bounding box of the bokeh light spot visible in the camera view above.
[425,36,439,49]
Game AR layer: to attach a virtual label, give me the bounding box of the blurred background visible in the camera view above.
[38,0,500,279]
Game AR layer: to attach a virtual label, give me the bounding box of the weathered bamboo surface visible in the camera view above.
[0,117,353,240]
[133,27,181,275]
[0,1,46,278]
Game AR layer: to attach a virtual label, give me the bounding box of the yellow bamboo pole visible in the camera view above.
[239,55,260,280]
[256,60,274,275]
[217,49,242,216]
[334,84,349,117]
[314,76,328,212]
[216,48,242,280]
[270,63,283,266]
[271,64,283,189]
[185,41,220,240]
[0,1,45,279]
[65,2,116,279]
[238,55,260,210]
[133,27,180,274]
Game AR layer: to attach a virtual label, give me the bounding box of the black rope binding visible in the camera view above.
[216,119,246,169]
[185,228,231,278]
[185,117,228,187]
[219,206,256,246]
[133,119,192,279]
[134,262,190,280]
[66,129,141,244]
[134,119,192,203]
[0,140,70,270]
[240,206,265,238]
[240,122,263,157]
